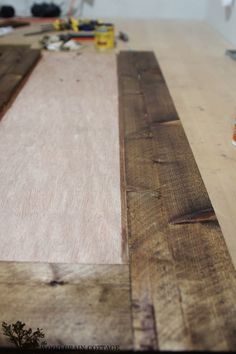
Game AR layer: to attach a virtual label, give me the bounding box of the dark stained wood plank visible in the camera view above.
[0,262,132,349]
[118,51,179,124]
[0,45,41,120]
[11,47,41,76]
[152,123,236,350]
[118,53,190,351]
[118,51,158,78]
[118,51,236,351]
[153,121,212,221]
[0,45,31,78]
[142,81,179,123]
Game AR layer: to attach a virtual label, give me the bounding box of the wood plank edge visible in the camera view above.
[117,54,129,264]
[0,49,42,122]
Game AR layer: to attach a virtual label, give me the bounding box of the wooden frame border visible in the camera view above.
[0,50,236,351]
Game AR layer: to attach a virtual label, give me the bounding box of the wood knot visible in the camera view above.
[49,280,65,287]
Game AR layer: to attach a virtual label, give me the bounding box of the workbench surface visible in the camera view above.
[1,19,236,268]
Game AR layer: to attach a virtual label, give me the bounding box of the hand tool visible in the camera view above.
[24,18,99,36]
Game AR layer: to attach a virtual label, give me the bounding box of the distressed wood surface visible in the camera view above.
[0,51,123,264]
[0,45,41,120]
[118,51,236,351]
[0,262,132,349]
[0,42,235,351]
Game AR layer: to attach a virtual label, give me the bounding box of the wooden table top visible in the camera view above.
[1,19,236,267]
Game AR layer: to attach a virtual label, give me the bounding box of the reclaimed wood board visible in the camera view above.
[118,51,236,351]
[0,52,123,264]
[0,262,132,349]
[0,45,41,120]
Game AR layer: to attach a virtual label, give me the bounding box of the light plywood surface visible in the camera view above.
[0,52,122,264]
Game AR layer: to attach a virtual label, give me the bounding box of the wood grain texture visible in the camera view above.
[0,52,123,264]
[2,20,236,269]
[0,45,41,120]
[118,51,236,351]
[0,262,132,349]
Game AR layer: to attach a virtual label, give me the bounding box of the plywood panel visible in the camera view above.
[0,52,122,264]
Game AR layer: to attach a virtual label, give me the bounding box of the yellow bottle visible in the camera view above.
[95,23,115,51]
